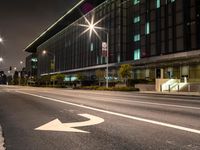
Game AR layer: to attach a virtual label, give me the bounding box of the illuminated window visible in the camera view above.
[117,54,121,63]
[133,0,140,5]
[134,16,140,23]
[134,49,141,60]
[31,58,38,62]
[134,34,140,42]
[156,0,160,8]
[166,0,175,4]
[145,22,150,35]
[90,43,94,51]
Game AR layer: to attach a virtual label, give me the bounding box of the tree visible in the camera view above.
[50,73,65,87]
[76,72,86,86]
[95,69,105,86]
[118,64,132,85]
[13,71,19,85]
[41,75,51,86]
[56,74,65,86]
[50,75,57,87]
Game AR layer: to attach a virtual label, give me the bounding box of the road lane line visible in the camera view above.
[43,92,200,110]
[42,89,200,103]
[16,91,200,135]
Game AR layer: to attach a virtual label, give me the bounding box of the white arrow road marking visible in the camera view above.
[35,114,104,133]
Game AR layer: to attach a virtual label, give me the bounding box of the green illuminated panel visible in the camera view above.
[156,0,160,8]
[134,16,140,23]
[145,22,150,35]
[134,49,141,60]
[134,34,140,42]
[133,0,140,5]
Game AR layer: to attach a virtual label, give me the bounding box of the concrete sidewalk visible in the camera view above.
[140,91,200,97]
[0,126,5,150]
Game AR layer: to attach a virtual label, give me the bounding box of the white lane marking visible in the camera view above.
[35,114,104,133]
[41,89,200,104]
[17,91,200,135]
[45,92,200,110]
[97,97,200,110]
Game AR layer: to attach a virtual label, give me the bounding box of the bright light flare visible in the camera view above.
[42,50,47,55]
[78,15,107,40]
[0,37,3,43]
[0,57,3,62]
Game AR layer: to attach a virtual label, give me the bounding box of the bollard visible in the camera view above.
[160,85,162,92]
[177,84,179,92]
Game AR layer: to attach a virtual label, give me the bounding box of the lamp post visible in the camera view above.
[42,50,55,73]
[18,61,24,86]
[86,23,109,88]
[0,37,3,65]
[105,32,109,88]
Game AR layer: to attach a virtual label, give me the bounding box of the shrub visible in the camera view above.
[73,86,139,91]
[127,79,150,87]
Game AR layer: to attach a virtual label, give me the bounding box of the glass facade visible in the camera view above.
[127,0,200,58]
[37,0,127,75]
[25,0,200,81]
[25,54,38,77]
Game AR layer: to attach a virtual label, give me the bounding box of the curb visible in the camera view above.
[140,91,200,97]
[0,126,5,150]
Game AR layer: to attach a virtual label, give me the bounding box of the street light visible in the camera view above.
[0,37,3,64]
[0,57,3,63]
[42,50,55,73]
[0,37,3,43]
[88,24,109,88]
[80,16,110,88]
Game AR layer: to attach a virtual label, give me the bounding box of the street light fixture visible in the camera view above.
[0,57,3,62]
[0,37,3,64]
[42,50,55,73]
[79,16,110,88]
[0,37,3,43]
[88,24,109,88]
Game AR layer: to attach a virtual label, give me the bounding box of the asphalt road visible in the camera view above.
[0,85,200,150]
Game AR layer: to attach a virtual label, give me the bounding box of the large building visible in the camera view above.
[25,0,200,83]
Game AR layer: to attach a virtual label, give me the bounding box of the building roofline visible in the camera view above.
[24,0,85,52]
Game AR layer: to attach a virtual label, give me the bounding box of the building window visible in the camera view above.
[133,0,140,5]
[156,0,160,8]
[134,16,140,23]
[117,54,121,63]
[31,58,38,62]
[145,22,150,35]
[90,43,94,51]
[96,56,99,64]
[134,49,141,60]
[134,34,140,42]
[166,0,175,4]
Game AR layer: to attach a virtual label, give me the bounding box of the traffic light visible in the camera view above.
[9,66,12,71]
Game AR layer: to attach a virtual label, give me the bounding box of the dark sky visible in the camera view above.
[0,0,79,73]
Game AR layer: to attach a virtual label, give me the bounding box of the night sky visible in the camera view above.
[0,0,79,73]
